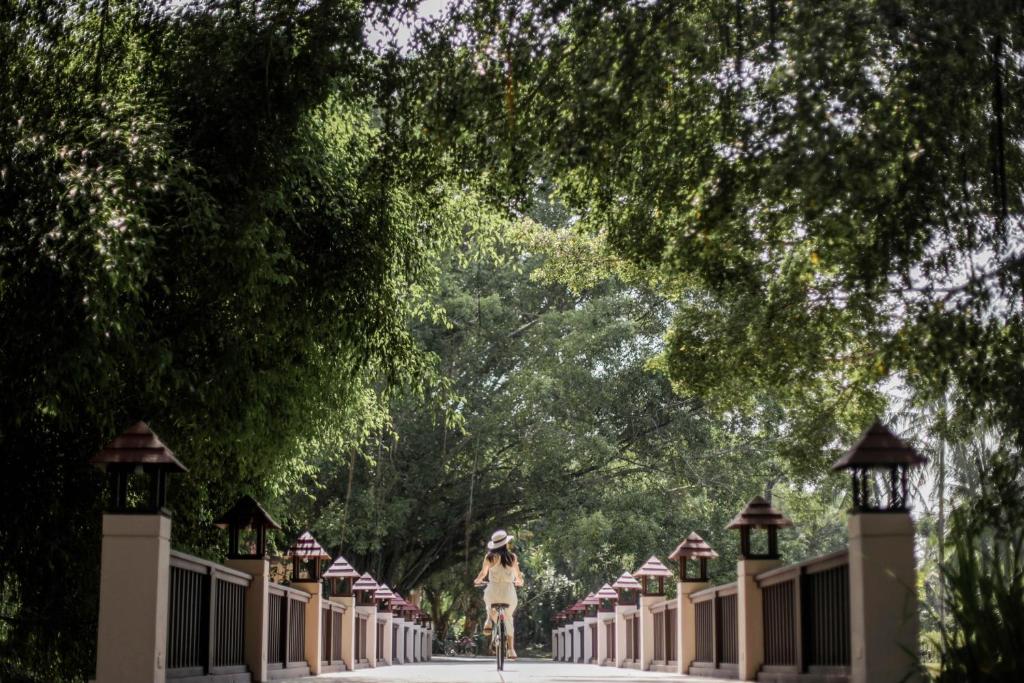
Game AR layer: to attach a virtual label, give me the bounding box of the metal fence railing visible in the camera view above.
[166,550,250,678]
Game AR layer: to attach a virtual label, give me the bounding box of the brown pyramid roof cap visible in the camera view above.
[286,531,330,559]
[668,532,718,560]
[612,571,642,590]
[595,583,618,600]
[323,555,361,579]
[832,421,928,470]
[90,421,187,472]
[374,584,395,601]
[727,496,794,529]
[352,572,379,592]
[581,592,600,606]
[633,555,673,578]
[214,495,281,530]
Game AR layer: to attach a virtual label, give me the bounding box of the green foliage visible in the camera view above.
[0,2,470,679]
[931,502,1024,681]
[413,0,1024,466]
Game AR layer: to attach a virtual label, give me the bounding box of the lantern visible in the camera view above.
[89,421,187,514]
[633,556,673,596]
[595,584,618,613]
[213,495,280,559]
[611,572,641,607]
[581,592,599,618]
[832,420,928,512]
[374,583,395,613]
[668,532,718,582]
[727,496,793,560]
[286,531,330,582]
[323,555,360,596]
[352,572,379,606]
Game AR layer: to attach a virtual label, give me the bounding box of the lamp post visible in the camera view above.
[728,496,792,679]
[669,533,718,674]
[91,421,186,683]
[835,421,927,683]
[595,584,618,666]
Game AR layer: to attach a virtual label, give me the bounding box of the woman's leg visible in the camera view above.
[505,605,518,658]
[484,599,494,634]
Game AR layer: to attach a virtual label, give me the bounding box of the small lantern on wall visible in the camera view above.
[727,496,793,560]
[633,556,673,596]
[374,584,395,613]
[612,572,641,607]
[581,592,599,618]
[595,583,618,612]
[89,421,188,514]
[832,420,928,512]
[352,572,379,606]
[323,555,360,596]
[668,532,718,582]
[214,495,280,560]
[568,601,586,621]
[286,531,330,582]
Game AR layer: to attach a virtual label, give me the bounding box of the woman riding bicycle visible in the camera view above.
[473,529,524,660]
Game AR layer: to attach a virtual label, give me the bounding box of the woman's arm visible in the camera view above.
[512,557,525,586]
[473,556,490,585]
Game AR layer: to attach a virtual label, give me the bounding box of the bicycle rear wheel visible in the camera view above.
[496,618,505,671]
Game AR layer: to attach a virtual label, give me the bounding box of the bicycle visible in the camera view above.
[475,581,510,671]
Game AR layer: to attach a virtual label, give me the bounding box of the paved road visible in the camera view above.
[291,657,720,682]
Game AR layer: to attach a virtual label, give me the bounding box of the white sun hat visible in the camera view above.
[487,529,514,550]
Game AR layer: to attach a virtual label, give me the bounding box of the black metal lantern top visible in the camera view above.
[214,495,280,559]
[832,420,928,513]
[595,583,618,612]
[90,421,187,514]
[323,554,360,596]
[286,531,330,582]
[668,532,718,582]
[727,496,793,560]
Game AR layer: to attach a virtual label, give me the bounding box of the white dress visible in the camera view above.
[485,561,518,608]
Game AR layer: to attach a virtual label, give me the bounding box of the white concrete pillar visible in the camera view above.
[737,558,780,680]
[330,595,356,670]
[378,611,393,665]
[225,558,270,682]
[291,581,322,675]
[355,605,377,667]
[676,581,709,675]
[638,594,660,671]
[613,605,632,667]
[94,514,172,683]
[849,513,920,683]
[394,618,406,662]
[583,616,597,663]
[572,621,584,663]
[596,611,615,665]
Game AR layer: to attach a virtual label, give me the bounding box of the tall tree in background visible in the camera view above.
[0,2,469,678]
